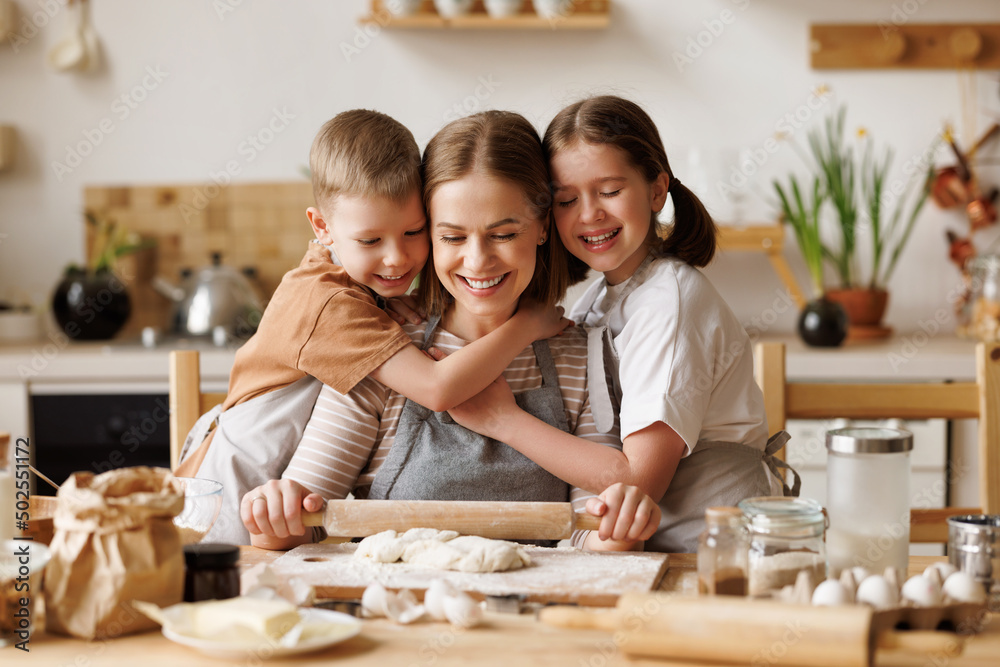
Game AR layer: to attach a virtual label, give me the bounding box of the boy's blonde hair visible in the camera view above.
[309,109,421,209]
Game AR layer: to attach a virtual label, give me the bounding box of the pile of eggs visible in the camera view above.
[778,562,987,609]
[361,580,484,628]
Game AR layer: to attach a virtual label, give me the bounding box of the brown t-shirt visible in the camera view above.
[224,243,413,408]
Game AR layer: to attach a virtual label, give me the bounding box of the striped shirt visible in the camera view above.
[283,323,623,543]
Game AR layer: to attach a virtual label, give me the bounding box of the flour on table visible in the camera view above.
[354,529,531,573]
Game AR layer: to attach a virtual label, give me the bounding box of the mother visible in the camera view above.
[243,110,659,551]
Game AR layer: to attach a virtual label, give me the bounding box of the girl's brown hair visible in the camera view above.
[419,110,570,316]
[543,95,717,275]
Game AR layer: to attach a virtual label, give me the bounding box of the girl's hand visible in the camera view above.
[385,294,426,326]
[585,483,661,547]
[517,299,573,340]
[447,375,518,440]
[241,479,324,539]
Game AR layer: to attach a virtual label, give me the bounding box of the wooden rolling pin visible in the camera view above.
[540,593,965,667]
[302,500,602,539]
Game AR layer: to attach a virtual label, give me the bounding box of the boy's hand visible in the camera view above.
[447,375,518,440]
[516,300,573,340]
[241,479,325,539]
[586,483,660,544]
[385,294,426,326]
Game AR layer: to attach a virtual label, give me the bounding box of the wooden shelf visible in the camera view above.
[811,23,1000,69]
[718,224,806,308]
[362,0,610,30]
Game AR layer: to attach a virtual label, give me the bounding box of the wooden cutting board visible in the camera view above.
[269,543,669,607]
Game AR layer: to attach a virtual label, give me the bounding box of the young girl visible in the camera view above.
[448,96,795,552]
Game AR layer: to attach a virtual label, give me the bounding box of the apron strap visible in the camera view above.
[587,326,617,434]
[762,430,801,497]
[531,338,559,388]
[421,313,443,350]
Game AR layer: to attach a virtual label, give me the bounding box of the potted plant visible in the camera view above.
[778,104,934,341]
[51,212,154,340]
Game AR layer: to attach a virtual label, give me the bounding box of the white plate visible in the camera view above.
[162,608,361,660]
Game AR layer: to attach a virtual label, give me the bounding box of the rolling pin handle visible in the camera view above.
[573,511,603,532]
[302,510,324,527]
[538,606,620,631]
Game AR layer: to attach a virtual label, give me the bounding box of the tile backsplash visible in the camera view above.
[84,181,315,338]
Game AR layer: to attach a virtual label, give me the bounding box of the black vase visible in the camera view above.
[52,269,132,340]
[797,296,848,347]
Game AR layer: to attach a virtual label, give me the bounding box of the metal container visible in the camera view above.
[825,427,912,577]
[948,514,1000,609]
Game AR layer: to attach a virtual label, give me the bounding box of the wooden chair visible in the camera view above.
[753,341,1000,543]
[168,350,227,470]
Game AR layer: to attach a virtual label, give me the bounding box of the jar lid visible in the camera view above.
[184,543,239,569]
[705,506,745,527]
[826,427,913,454]
[737,496,825,534]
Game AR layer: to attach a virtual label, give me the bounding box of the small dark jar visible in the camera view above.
[797,296,849,348]
[183,543,240,602]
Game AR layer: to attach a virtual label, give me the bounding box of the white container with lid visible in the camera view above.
[825,427,912,577]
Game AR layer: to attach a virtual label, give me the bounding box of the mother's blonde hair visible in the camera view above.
[418,110,570,316]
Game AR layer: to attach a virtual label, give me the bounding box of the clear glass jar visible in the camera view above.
[697,507,749,596]
[959,254,1000,341]
[738,496,827,598]
[826,427,912,577]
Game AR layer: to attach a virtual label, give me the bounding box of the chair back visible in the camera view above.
[169,350,227,470]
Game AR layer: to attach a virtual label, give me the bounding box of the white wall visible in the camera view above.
[2,0,998,335]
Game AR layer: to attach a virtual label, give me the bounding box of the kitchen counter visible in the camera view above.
[23,551,1000,666]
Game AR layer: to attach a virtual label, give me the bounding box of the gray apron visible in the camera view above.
[368,316,570,543]
[178,375,322,544]
[583,252,800,553]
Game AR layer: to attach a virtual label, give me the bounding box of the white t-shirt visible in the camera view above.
[570,255,769,455]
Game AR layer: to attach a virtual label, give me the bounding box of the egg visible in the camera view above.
[423,579,457,622]
[856,575,899,609]
[442,590,483,628]
[901,575,943,607]
[942,571,987,604]
[924,562,958,582]
[811,579,851,606]
[361,582,391,618]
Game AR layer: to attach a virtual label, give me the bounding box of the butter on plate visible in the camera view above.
[134,597,361,659]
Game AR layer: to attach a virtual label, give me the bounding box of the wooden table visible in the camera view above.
[21,551,1000,666]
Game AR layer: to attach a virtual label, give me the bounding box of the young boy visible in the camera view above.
[177,110,567,543]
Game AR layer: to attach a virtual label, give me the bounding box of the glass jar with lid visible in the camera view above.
[825,427,912,577]
[959,254,1000,341]
[737,496,827,598]
[697,507,749,596]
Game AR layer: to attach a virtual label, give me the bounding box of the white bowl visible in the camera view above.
[485,0,524,18]
[532,0,573,19]
[173,477,223,545]
[383,0,423,17]
[434,0,473,18]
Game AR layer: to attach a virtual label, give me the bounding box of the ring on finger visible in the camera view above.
[250,495,266,504]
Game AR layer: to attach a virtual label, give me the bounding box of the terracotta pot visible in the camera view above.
[825,288,889,327]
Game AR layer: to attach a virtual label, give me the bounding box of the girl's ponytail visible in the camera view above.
[657,179,717,268]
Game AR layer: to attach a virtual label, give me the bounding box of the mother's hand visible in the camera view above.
[241,479,324,539]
